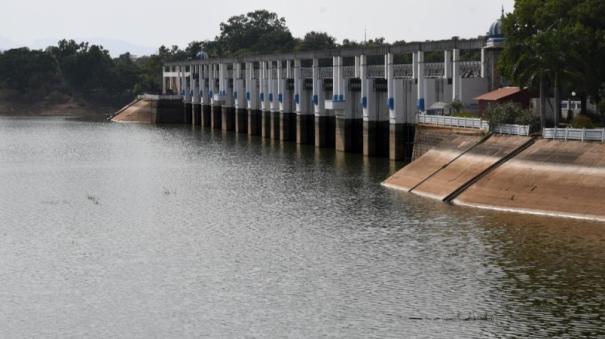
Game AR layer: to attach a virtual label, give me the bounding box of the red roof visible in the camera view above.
[474,87,523,101]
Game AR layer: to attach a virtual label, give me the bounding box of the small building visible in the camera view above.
[474,87,530,115]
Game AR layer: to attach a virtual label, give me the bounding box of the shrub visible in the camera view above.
[570,114,595,129]
[446,99,464,114]
[486,101,536,129]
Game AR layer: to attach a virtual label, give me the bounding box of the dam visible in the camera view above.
[123,36,500,162]
[111,21,605,222]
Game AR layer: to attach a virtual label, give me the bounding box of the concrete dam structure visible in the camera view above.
[145,36,500,161]
[384,129,605,222]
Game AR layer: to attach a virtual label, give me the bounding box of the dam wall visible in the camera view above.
[382,131,484,192]
[455,139,605,221]
[384,124,605,221]
[112,96,185,124]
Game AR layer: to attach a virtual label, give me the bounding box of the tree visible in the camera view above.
[0,48,61,94]
[216,10,296,56]
[295,31,337,51]
[499,0,605,127]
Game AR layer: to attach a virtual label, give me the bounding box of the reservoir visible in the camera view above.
[1,116,604,338]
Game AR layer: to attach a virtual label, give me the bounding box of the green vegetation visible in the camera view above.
[571,114,596,129]
[0,10,399,113]
[499,0,605,127]
[446,100,464,115]
[451,111,477,118]
[486,102,537,129]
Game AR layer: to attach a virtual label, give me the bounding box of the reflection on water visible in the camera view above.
[0,117,604,338]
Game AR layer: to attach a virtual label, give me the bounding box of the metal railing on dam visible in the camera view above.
[543,128,605,142]
[417,114,489,130]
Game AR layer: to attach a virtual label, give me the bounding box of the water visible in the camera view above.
[1,116,604,338]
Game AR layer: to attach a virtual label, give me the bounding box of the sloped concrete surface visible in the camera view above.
[111,99,152,123]
[455,139,605,221]
[382,134,484,191]
[412,135,532,200]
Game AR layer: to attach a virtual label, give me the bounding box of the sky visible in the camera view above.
[0,0,514,56]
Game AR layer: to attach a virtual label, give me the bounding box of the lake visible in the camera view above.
[1,116,604,338]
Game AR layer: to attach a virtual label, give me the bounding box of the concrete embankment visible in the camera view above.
[111,99,151,123]
[384,125,605,222]
[455,139,605,221]
[111,96,185,124]
[382,126,484,191]
[412,135,533,201]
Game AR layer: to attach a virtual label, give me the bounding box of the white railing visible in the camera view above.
[138,94,182,100]
[343,66,356,78]
[368,65,385,78]
[301,67,313,78]
[543,128,605,142]
[394,64,413,78]
[459,61,482,78]
[319,67,333,79]
[417,113,489,130]
[425,63,445,77]
[492,124,531,136]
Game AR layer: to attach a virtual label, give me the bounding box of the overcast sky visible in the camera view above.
[1,0,514,55]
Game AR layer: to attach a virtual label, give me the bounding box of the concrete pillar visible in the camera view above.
[246,62,261,136]
[233,63,247,134]
[313,58,333,148]
[201,64,212,128]
[184,64,193,125]
[481,48,486,78]
[279,60,295,141]
[452,49,461,101]
[220,63,235,132]
[387,53,415,161]
[444,50,452,80]
[270,61,280,140]
[210,64,222,129]
[361,55,387,157]
[334,56,359,153]
[192,65,201,126]
[294,59,314,144]
[261,61,271,138]
[416,51,425,113]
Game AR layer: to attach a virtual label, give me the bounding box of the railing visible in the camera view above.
[425,63,445,78]
[543,128,605,142]
[459,61,482,78]
[343,66,356,78]
[138,94,182,100]
[301,67,313,78]
[492,124,531,136]
[367,65,385,78]
[394,64,413,78]
[319,67,333,79]
[417,113,489,130]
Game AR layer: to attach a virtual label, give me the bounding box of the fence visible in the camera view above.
[492,124,531,136]
[543,128,605,142]
[417,114,489,130]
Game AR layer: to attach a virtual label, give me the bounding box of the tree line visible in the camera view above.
[0,10,394,109]
[499,0,605,126]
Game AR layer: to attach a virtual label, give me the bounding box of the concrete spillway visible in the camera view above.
[111,99,151,123]
[412,135,533,201]
[382,133,484,192]
[455,139,605,221]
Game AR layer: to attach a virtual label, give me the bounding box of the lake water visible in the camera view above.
[1,116,604,338]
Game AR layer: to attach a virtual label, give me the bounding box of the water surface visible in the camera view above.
[1,117,604,338]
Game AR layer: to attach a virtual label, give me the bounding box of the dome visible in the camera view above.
[485,16,505,48]
[488,19,503,38]
[196,51,209,60]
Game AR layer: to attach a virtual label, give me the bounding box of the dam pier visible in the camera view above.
[153,36,497,161]
[110,18,605,222]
